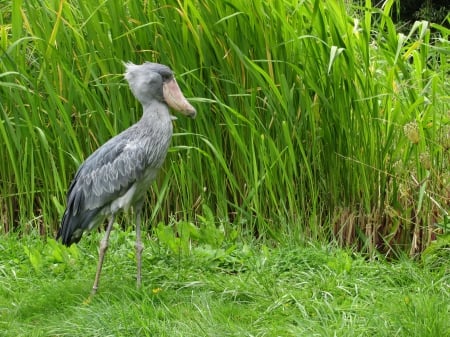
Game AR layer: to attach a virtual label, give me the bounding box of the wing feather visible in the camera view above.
[67,124,171,213]
[58,118,172,246]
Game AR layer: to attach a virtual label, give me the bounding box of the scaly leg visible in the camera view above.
[91,215,115,296]
[135,208,143,288]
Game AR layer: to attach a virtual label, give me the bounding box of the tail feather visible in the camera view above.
[57,207,104,246]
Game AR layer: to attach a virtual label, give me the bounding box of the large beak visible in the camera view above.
[163,78,196,118]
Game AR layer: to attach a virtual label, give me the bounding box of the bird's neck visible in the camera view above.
[140,101,173,125]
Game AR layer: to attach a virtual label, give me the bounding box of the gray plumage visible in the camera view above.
[57,62,196,294]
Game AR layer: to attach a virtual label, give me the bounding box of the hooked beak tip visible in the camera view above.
[186,109,197,119]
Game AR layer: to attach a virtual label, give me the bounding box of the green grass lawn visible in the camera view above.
[1,229,448,337]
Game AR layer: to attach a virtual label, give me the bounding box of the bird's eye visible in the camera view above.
[161,74,171,81]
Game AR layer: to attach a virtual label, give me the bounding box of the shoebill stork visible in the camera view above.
[57,62,196,295]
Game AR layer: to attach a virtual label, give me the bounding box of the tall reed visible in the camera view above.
[0,0,448,254]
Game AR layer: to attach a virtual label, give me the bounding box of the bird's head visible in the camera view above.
[124,62,196,118]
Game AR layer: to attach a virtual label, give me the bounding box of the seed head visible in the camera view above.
[419,151,431,170]
[403,121,420,144]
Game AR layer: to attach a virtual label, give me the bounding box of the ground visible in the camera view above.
[0,230,448,337]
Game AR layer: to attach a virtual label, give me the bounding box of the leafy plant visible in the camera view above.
[0,0,448,255]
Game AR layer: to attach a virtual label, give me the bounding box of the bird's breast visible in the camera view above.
[108,167,159,214]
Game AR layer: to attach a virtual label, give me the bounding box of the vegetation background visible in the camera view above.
[391,0,449,31]
[0,1,449,336]
[1,0,448,254]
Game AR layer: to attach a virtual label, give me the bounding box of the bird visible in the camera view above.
[57,62,196,295]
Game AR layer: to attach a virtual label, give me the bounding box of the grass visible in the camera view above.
[0,0,448,254]
[1,2,448,335]
[1,229,449,336]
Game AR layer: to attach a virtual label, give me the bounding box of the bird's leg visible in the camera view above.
[91,215,115,296]
[135,207,143,288]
